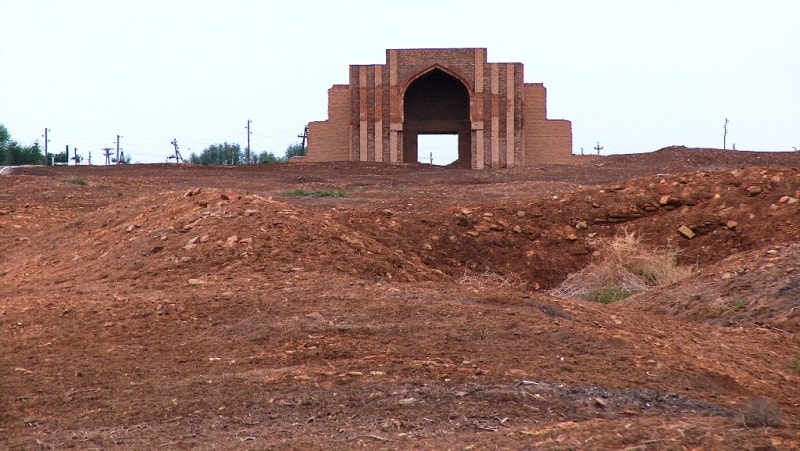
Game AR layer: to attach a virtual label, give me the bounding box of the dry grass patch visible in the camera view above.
[459,270,526,290]
[550,230,694,303]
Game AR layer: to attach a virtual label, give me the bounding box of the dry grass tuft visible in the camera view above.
[742,398,782,428]
[549,230,694,303]
[459,270,526,290]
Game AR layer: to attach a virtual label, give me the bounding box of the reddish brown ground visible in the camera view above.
[2,147,799,449]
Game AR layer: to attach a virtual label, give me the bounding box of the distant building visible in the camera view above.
[307,48,573,168]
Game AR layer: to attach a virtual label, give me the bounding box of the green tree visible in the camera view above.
[0,124,45,165]
[190,142,242,165]
[257,151,283,164]
[285,142,306,159]
[0,124,10,147]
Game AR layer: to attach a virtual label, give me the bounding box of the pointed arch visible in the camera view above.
[401,67,473,168]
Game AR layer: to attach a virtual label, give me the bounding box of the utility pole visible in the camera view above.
[65,145,69,166]
[723,118,729,150]
[245,119,252,164]
[297,126,308,153]
[102,147,113,165]
[42,128,50,165]
[594,142,603,155]
[169,139,183,163]
[115,135,122,164]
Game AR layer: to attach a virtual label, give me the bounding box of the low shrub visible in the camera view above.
[550,230,693,303]
[64,177,88,186]
[742,398,782,428]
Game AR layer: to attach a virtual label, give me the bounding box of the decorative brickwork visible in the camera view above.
[307,48,572,168]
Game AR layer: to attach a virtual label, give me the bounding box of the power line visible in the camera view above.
[297,125,308,152]
[43,128,50,165]
[168,138,184,163]
[115,135,123,164]
[723,118,729,150]
[245,119,252,164]
[102,147,113,166]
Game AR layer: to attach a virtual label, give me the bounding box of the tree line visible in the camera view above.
[0,124,306,166]
[188,142,306,165]
[0,124,45,165]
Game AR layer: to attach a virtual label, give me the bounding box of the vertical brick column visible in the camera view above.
[374,65,383,162]
[490,64,500,168]
[358,66,368,161]
[473,49,485,169]
[506,64,515,168]
[388,49,401,163]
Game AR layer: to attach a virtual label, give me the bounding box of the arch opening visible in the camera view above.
[417,134,458,166]
[403,68,471,168]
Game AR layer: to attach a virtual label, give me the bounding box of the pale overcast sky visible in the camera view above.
[1,0,798,164]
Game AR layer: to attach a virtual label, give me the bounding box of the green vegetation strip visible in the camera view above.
[63,177,88,185]
[283,188,347,198]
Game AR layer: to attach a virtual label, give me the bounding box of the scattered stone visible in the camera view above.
[482,212,494,218]
[188,279,206,286]
[398,398,418,405]
[678,225,695,239]
[461,208,473,215]
[721,272,733,280]
[244,209,258,217]
[658,195,680,206]
[226,235,239,244]
[380,209,395,216]
[725,221,738,230]
[515,210,526,218]
[512,225,522,234]
[346,371,363,377]
[746,185,762,196]
[422,243,433,251]
[575,221,588,230]
[199,234,210,243]
[467,231,480,238]
[184,236,199,250]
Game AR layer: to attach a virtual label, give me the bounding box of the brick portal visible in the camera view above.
[307,48,573,168]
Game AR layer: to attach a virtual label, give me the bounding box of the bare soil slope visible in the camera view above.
[2,147,799,449]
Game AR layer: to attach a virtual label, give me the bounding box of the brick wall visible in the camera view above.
[522,84,574,164]
[307,85,350,162]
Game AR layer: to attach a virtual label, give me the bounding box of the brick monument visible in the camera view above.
[307,48,573,168]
